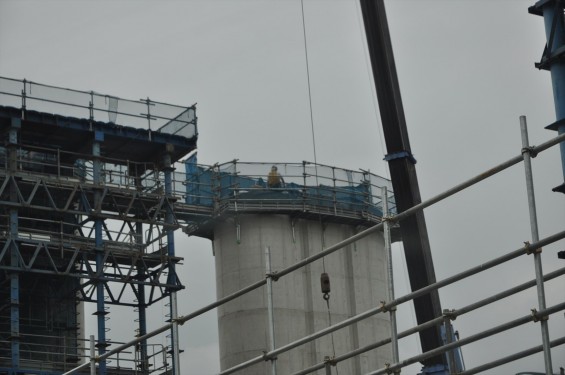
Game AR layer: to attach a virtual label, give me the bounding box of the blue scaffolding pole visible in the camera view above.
[93,131,108,375]
[163,152,180,375]
[137,221,149,372]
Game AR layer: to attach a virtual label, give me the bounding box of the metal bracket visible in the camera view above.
[380,300,397,312]
[262,350,277,362]
[524,241,542,255]
[382,215,396,224]
[384,362,400,374]
[521,146,539,158]
[384,150,417,165]
[442,309,457,321]
[323,356,337,367]
[266,271,279,282]
[531,308,549,322]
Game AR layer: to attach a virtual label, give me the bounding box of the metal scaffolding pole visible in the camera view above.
[62,232,565,375]
[520,115,553,374]
[90,335,96,375]
[265,246,278,375]
[381,187,399,368]
[62,131,565,375]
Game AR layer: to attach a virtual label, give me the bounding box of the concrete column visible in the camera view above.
[214,214,391,374]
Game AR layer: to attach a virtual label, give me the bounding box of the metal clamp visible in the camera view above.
[521,146,538,158]
[443,309,457,321]
[266,271,279,282]
[524,241,542,255]
[172,316,186,326]
[262,350,277,362]
[380,301,397,312]
[384,362,400,374]
[382,215,396,224]
[530,308,549,322]
[324,356,337,367]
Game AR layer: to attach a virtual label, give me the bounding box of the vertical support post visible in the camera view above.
[21,79,26,119]
[331,167,337,215]
[302,161,308,211]
[92,131,107,375]
[8,118,20,370]
[136,221,149,373]
[265,246,277,375]
[381,187,399,368]
[163,150,180,375]
[146,98,153,141]
[324,357,332,375]
[443,310,457,374]
[530,0,565,192]
[520,116,553,375]
[90,335,96,375]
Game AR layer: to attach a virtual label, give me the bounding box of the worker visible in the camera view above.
[267,165,285,188]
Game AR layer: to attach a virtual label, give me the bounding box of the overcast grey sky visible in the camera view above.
[1,0,564,374]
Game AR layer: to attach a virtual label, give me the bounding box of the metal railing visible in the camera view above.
[61,119,565,374]
[0,144,396,226]
[181,160,396,221]
[0,76,197,139]
[0,332,170,374]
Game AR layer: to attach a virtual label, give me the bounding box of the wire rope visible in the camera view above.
[353,0,389,179]
[300,0,320,185]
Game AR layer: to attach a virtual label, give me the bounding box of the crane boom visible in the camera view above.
[359,0,446,368]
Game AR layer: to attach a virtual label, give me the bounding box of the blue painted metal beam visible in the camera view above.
[164,152,180,375]
[530,0,565,192]
[93,131,108,375]
[136,221,149,372]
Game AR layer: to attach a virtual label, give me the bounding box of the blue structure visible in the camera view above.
[0,77,197,374]
[530,0,565,192]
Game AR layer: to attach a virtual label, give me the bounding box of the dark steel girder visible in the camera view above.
[359,0,445,366]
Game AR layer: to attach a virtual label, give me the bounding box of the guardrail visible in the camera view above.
[0,76,197,139]
[0,143,396,224]
[181,160,396,219]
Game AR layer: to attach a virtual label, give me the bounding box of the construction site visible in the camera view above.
[0,1,564,374]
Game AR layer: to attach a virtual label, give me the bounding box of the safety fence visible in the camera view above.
[61,121,565,374]
[0,332,170,374]
[0,141,396,226]
[182,160,396,221]
[0,76,197,138]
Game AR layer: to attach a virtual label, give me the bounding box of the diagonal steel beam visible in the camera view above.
[359,0,445,366]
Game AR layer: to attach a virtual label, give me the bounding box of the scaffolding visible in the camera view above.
[0,77,198,374]
[60,120,565,374]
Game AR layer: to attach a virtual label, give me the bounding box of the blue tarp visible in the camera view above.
[183,163,383,217]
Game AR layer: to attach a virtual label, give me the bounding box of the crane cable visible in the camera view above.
[301,2,338,370]
[300,0,320,186]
